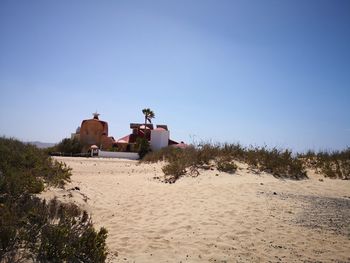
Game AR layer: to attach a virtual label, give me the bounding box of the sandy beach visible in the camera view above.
[40,157,350,262]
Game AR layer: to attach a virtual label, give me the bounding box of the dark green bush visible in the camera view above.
[47,138,83,155]
[136,137,151,159]
[0,137,72,196]
[0,137,108,262]
[0,195,108,263]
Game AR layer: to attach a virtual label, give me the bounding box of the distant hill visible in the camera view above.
[28,141,56,149]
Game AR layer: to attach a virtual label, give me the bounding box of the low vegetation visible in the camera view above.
[142,143,308,183]
[216,156,238,174]
[142,144,307,183]
[47,138,83,155]
[135,137,151,159]
[299,148,350,179]
[0,137,108,262]
[242,147,306,179]
[144,143,349,183]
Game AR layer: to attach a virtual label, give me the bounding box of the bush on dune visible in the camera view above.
[142,146,183,163]
[1,195,108,263]
[0,137,72,195]
[142,143,307,183]
[0,137,108,262]
[143,142,349,182]
[299,148,350,180]
[216,156,238,174]
[243,147,307,180]
[162,161,187,183]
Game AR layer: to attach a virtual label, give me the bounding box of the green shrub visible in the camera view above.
[135,137,151,159]
[142,146,189,164]
[216,157,238,174]
[0,137,72,195]
[243,147,307,179]
[0,196,108,263]
[194,144,220,166]
[0,137,108,262]
[47,138,83,155]
[108,145,120,152]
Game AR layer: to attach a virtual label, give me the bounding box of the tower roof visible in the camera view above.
[93,112,100,119]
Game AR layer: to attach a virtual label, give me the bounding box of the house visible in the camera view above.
[73,112,180,153]
[75,113,116,152]
[116,123,178,151]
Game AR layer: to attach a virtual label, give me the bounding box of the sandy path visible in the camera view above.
[41,157,350,262]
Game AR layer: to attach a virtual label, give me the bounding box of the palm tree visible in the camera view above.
[142,108,155,129]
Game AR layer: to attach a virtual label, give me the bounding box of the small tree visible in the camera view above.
[136,137,151,159]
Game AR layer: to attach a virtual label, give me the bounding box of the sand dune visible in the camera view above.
[40,157,350,262]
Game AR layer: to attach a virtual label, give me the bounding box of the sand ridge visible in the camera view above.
[40,157,350,262]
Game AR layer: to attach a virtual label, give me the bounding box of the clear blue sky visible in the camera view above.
[0,0,349,152]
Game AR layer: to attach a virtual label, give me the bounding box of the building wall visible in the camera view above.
[101,135,114,150]
[80,119,109,151]
[98,150,139,160]
[150,130,169,151]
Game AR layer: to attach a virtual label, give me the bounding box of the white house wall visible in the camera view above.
[150,130,169,151]
[98,150,139,160]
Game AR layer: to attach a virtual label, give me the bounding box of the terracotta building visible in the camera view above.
[78,113,116,152]
[72,112,182,153]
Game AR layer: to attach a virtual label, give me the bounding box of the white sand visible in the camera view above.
[41,157,350,262]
